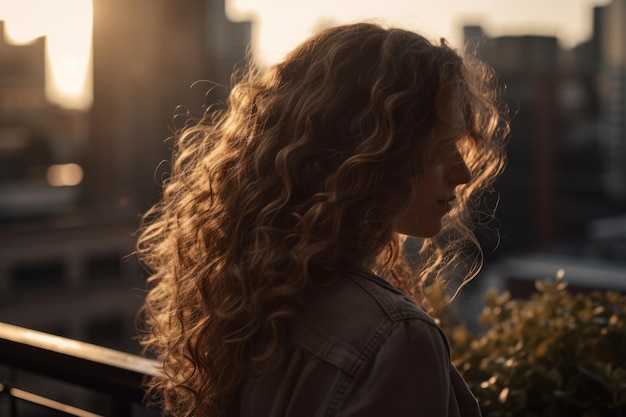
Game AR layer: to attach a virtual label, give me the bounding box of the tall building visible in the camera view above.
[0,21,50,218]
[465,29,563,250]
[463,2,626,261]
[598,0,626,201]
[88,0,251,215]
[0,21,46,114]
[463,8,626,302]
[1,0,252,356]
[0,22,89,219]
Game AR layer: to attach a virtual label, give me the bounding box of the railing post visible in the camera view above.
[1,384,19,417]
[10,387,18,417]
[0,369,19,417]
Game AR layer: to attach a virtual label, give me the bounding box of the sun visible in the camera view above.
[0,0,93,111]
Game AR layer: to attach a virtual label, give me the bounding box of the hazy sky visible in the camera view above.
[0,0,613,109]
[229,0,611,64]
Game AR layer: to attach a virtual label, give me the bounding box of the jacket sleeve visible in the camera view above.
[337,318,456,417]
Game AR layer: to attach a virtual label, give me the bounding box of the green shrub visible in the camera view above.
[429,275,626,417]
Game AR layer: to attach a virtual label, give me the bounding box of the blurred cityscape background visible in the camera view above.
[0,0,625,359]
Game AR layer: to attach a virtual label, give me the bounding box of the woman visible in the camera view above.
[137,22,507,417]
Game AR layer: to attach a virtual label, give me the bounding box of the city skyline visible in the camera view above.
[230,0,611,64]
[0,0,614,110]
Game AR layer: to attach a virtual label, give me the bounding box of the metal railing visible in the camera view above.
[0,322,160,416]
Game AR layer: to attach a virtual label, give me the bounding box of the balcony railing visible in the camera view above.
[0,322,160,416]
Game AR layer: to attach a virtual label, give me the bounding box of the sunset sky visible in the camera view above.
[229,0,611,64]
[0,0,612,110]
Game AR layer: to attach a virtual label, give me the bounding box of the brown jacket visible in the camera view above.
[240,269,482,417]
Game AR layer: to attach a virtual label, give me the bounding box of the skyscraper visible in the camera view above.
[89,0,251,214]
[598,0,626,201]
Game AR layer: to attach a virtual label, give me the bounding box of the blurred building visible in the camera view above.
[464,0,626,293]
[0,0,251,357]
[0,21,46,113]
[0,22,89,219]
[0,217,141,352]
[464,28,564,250]
[465,4,626,255]
[0,20,142,354]
[598,0,626,201]
[88,0,251,215]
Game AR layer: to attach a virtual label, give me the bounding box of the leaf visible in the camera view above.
[499,387,509,403]
[576,366,614,404]
[430,277,626,417]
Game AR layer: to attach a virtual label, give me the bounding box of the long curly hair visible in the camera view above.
[136,22,508,417]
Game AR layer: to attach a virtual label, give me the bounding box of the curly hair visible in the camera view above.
[136,22,507,417]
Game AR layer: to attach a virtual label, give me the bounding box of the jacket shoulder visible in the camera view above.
[240,270,456,417]
[290,269,446,377]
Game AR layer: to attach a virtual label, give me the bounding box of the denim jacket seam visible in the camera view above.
[346,272,429,322]
[324,320,396,416]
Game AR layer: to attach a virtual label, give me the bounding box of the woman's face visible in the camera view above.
[394,144,471,238]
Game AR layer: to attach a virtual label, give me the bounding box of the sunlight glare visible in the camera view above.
[47,163,84,187]
[46,0,93,109]
[1,0,47,42]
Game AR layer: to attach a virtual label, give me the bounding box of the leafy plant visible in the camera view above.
[428,274,626,417]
